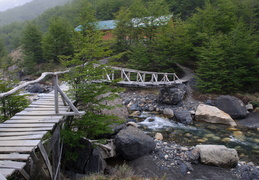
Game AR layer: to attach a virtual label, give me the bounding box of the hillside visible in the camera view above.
[0,0,73,27]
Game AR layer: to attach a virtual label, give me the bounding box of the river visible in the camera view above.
[134,111,259,166]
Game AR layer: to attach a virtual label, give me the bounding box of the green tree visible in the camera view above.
[21,23,43,73]
[61,24,122,146]
[114,0,171,71]
[0,80,30,122]
[166,0,205,20]
[196,22,259,93]
[42,17,73,64]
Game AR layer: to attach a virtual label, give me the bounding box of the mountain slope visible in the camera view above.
[0,0,73,27]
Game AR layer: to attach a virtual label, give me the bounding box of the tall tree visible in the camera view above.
[60,7,123,161]
[21,23,43,73]
[196,21,259,93]
[42,17,73,64]
[114,0,171,71]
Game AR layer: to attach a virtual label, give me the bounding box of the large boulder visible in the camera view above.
[27,84,47,93]
[195,145,239,168]
[163,108,174,119]
[64,139,106,175]
[215,95,247,119]
[174,110,193,125]
[115,126,156,160]
[158,84,187,105]
[195,104,237,127]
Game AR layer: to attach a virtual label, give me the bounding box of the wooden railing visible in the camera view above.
[0,70,84,116]
[106,66,181,86]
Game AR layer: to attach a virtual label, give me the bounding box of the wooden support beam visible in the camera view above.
[38,142,53,179]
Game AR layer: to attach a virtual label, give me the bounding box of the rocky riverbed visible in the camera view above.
[116,86,259,180]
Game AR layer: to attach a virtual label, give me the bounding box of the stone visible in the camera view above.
[128,103,142,111]
[215,95,247,119]
[222,138,231,142]
[163,108,174,119]
[246,103,253,111]
[233,131,245,140]
[205,99,215,106]
[158,84,187,105]
[129,111,141,117]
[115,126,156,160]
[64,138,106,174]
[126,121,138,127]
[174,110,193,125]
[155,133,163,140]
[188,149,199,164]
[196,145,239,168]
[27,84,46,93]
[195,104,237,127]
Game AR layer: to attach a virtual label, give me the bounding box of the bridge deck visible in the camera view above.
[0,84,70,179]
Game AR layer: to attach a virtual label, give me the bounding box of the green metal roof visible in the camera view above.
[96,20,116,30]
[75,15,173,31]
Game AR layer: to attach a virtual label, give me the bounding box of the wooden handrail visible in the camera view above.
[0,70,69,98]
[0,69,85,116]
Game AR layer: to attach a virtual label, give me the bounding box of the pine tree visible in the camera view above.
[21,23,43,73]
[42,17,74,64]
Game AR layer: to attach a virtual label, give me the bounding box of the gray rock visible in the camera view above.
[188,148,200,164]
[174,110,193,125]
[115,126,156,160]
[195,104,237,127]
[128,103,142,111]
[83,147,107,174]
[246,103,253,111]
[196,145,239,168]
[158,84,187,105]
[163,108,174,119]
[215,95,247,119]
[205,99,215,106]
[65,139,106,174]
[27,84,46,93]
[236,164,259,180]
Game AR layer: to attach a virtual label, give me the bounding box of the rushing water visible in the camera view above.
[134,111,259,165]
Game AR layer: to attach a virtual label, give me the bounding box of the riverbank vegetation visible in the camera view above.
[0,0,258,94]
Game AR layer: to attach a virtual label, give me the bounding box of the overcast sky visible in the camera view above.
[0,0,33,12]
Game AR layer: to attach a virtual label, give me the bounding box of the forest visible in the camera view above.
[0,0,258,94]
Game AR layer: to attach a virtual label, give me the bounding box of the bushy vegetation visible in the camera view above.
[0,0,258,95]
[0,79,30,122]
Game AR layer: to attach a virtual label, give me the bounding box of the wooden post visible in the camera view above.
[54,75,59,114]
[52,124,60,180]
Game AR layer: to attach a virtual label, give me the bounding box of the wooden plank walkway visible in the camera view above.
[0,84,71,179]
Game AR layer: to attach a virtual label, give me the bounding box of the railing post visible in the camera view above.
[54,75,59,114]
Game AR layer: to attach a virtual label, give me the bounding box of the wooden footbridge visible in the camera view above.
[0,72,84,180]
[107,66,183,86]
[0,65,184,179]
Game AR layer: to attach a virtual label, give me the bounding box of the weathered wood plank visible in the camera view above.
[16,111,85,116]
[0,173,7,179]
[0,147,35,153]
[0,123,55,128]
[38,142,53,179]
[0,169,14,178]
[24,107,69,111]
[10,116,63,120]
[0,127,53,132]
[4,119,60,124]
[0,154,30,161]
[17,110,68,114]
[28,104,68,107]
[0,161,26,169]
[0,140,40,147]
[0,131,47,137]
[0,134,44,140]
